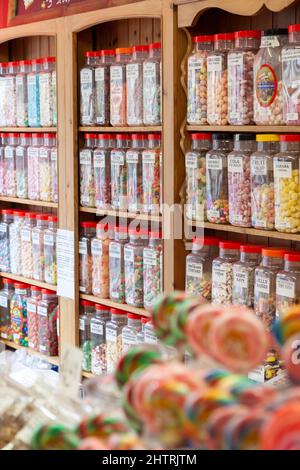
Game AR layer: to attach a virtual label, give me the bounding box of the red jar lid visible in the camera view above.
[31,286,42,291]
[131,133,146,140]
[219,241,241,250]
[13,210,26,217]
[262,248,286,258]
[193,237,220,247]
[1,209,13,215]
[111,308,127,315]
[43,133,56,139]
[128,313,142,319]
[132,45,149,53]
[116,133,130,140]
[148,133,161,140]
[36,214,49,221]
[14,282,28,289]
[280,134,300,142]
[149,42,161,50]
[285,253,300,262]
[101,49,115,56]
[141,317,151,324]
[97,134,113,140]
[80,300,95,307]
[193,35,214,43]
[19,60,31,66]
[288,24,300,33]
[80,221,97,228]
[234,30,261,39]
[43,57,56,63]
[8,132,19,138]
[96,304,110,311]
[41,289,55,294]
[240,245,263,254]
[48,216,58,222]
[85,51,97,57]
[25,212,36,219]
[31,133,43,139]
[84,133,96,139]
[191,133,212,140]
[19,133,32,139]
[214,33,235,41]
[3,278,14,285]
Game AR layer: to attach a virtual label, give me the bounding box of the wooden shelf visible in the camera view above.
[0,196,58,208]
[80,206,162,222]
[0,127,57,133]
[187,220,300,242]
[80,294,151,317]
[0,272,56,291]
[82,370,95,379]
[186,125,300,133]
[0,339,59,366]
[79,126,162,133]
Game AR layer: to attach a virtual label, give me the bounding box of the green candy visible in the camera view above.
[31,424,80,450]
[115,346,163,388]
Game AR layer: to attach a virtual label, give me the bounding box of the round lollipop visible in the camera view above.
[261,402,300,450]
[273,306,300,346]
[108,432,145,450]
[223,411,265,450]
[282,334,300,384]
[78,437,109,450]
[31,424,80,450]
[206,405,248,450]
[77,414,129,439]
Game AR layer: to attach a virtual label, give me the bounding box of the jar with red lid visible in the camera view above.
[185,133,211,221]
[0,278,15,340]
[187,35,214,125]
[137,316,151,344]
[254,248,286,331]
[80,51,96,126]
[109,225,129,303]
[105,308,127,373]
[27,58,42,127]
[110,48,131,127]
[37,289,58,356]
[282,24,300,124]
[142,133,161,215]
[232,245,262,307]
[4,133,19,197]
[39,133,56,202]
[122,313,142,353]
[9,211,26,275]
[143,231,163,309]
[207,33,234,125]
[90,304,111,375]
[27,286,42,350]
[79,299,95,372]
[32,213,48,281]
[28,133,43,200]
[20,212,36,279]
[16,133,31,199]
[0,133,6,195]
[16,60,30,127]
[5,61,18,127]
[274,135,300,233]
[91,221,110,298]
[276,253,300,317]
[44,216,58,285]
[127,133,147,213]
[228,30,261,125]
[39,57,56,127]
[94,134,114,210]
[50,137,58,203]
[95,50,115,126]
[211,241,241,304]
[126,45,148,126]
[124,228,148,307]
[80,133,95,208]
[186,236,219,300]
[0,209,13,272]
[79,221,96,294]
[10,282,30,346]
[0,65,7,126]
[143,42,162,125]
[111,134,131,210]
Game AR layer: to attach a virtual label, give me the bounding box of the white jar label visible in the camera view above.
[16,147,25,157]
[0,295,7,308]
[44,233,54,247]
[207,208,220,219]
[80,150,92,165]
[21,229,31,242]
[124,246,134,263]
[91,239,102,256]
[106,329,117,343]
[37,306,47,317]
[143,248,158,267]
[28,148,39,158]
[213,265,229,284]
[32,232,40,245]
[79,318,85,331]
[261,36,280,48]
[51,150,57,162]
[27,302,36,314]
[0,224,6,233]
[228,53,243,67]
[255,273,270,294]
[111,151,124,165]
[94,151,106,168]
[207,56,222,72]
[207,157,222,171]
[185,154,197,169]
[143,62,156,79]
[5,148,14,159]
[91,322,103,335]
[142,152,155,164]
[228,155,243,173]
[287,112,299,121]
[95,67,105,82]
[233,268,249,289]
[274,161,292,178]
[111,66,123,81]
[186,261,203,279]
[80,68,93,84]
[126,151,139,164]
[126,63,139,80]
[282,49,300,61]
[276,278,295,299]
[109,243,121,259]
[39,149,48,159]
[144,332,158,344]
[251,157,267,176]
[79,240,87,255]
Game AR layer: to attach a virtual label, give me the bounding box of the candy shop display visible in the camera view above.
[142,133,161,215]
[79,222,96,295]
[80,51,96,126]
[228,134,256,227]
[39,57,56,128]
[185,133,211,221]
[111,134,130,210]
[4,133,18,198]
[143,42,161,126]
[121,313,142,354]
[254,29,288,125]
[109,225,128,304]
[228,30,260,125]
[20,212,35,279]
[143,231,163,309]
[126,46,148,126]
[211,241,241,304]
[94,134,114,210]
[10,283,30,347]
[37,289,58,356]
[16,60,30,128]
[44,216,58,286]
[0,278,15,340]
[9,211,25,276]
[185,236,219,300]
[250,134,279,230]
[32,214,48,282]
[207,33,234,125]
[0,209,13,272]
[80,133,95,208]
[232,245,262,307]
[124,228,148,308]
[27,286,42,351]
[282,24,300,125]
[276,253,300,317]
[79,300,95,372]
[126,134,146,213]
[274,134,300,233]
[90,305,111,376]
[91,221,110,298]
[206,134,233,223]
[110,48,131,127]
[27,58,42,128]
[16,133,30,199]
[106,308,127,374]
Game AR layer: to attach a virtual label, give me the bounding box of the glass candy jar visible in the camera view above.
[91,221,110,298]
[232,245,262,307]
[109,225,129,304]
[32,213,48,281]
[0,133,6,195]
[276,253,300,317]
[9,210,26,275]
[79,221,96,294]
[0,278,15,340]
[111,134,131,210]
[80,51,96,126]
[10,282,30,346]
[20,212,36,279]
[143,42,162,126]
[94,134,114,210]
[79,300,95,372]
[5,61,17,127]
[39,133,56,202]
[282,24,300,125]
[44,216,58,285]
[142,133,161,215]
[110,48,131,127]
[16,60,30,127]
[39,57,56,127]
[122,313,142,354]
[27,58,42,127]
[124,228,148,308]
[95,50,115,126]
[143,230,163,309]
[50,138,58,203]
[37,289,58,356]
[127,133,146,213]
[90,304,111,375]
[4,132,19,197]
[27,286,42,351]
[16,133,30,199]
[80,133,95,208]
[0,209,13,272]
[106,308,127,374]
[28,133,43,201]
[126,45,148,126]
[211,241,241,304]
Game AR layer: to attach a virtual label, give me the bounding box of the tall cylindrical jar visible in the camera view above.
[0,64,7,126]
[95,50,115,126]
[111,134,131,210]
[276,253,300,317]
[143,42,162,126]
[106,308,127,373]
[37,289,58,356]
[28,133,43,200]
[122,313,142,353]
[0,209,13,272]
[80,133,95,208]
[127,133,146,213]
[126,45,148,126]
[27,58,42,128]
[124,228,148,308]
[0,133,6,195]
[0,278,15,340]
[110,48,131,127]
[79,221,96,295]
[79,300,95,372]
[232,244,262,307]
[91,221,110,298]
[90,304,111,375]
[32,213,48,281]
[39,133,56,202]
[94,133,114,210]
[39,57,56,127]
[50,136,58,203]
[9,210,26,275]
[20,212,36,279]
[211,241,241,304]
[142,133,161,215]
[5,61,17,127]
[10,282,30,346]
[44,216,58,285]
[109,225,129,304]
[80,51,96,126]
[16,60,30,127]
[4,132,19,197]
[27,286,42,351]
[16,133,31,199]
[282,24,300,125]
[143,230,163,309]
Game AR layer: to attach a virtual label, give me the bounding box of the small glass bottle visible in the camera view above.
[27,58,42,127]
[127,133,146,213]
[28,133,43,201]
[276,253,300,317]
[143,42,162,126]
[27,286,42,351]
[32,213,48,281]
[10,282,30,346]
[16,133,31,199]
[37,289,58,356]
[20,212,36,279]
[80,51,96,126]
[126,45,148,126]
[79,221,96,294]
[95,49,115,126]
[90,304,111,375]
[122,313,142,354]
[110,48,131,127]
[109,225,129,304]
[94,133,114,210]
[0,209,13,272]
[5,61,17,127]
[9,210,26,275]
[0,278,15,340]
[211,241,241,304]
[79,300,95,372]
[232,244,262,307]
[91,221,110,298]
[111,133,131,210]
[105,308,127,373]
[124,228,148,308]
[80,133,95,208]
[44,215,58,285]
[142,133,161,215]
[4,132,19,197]
[39,57,56,127]
[143,230,163,309]
[16,60,30,127]
[39,133,56,202]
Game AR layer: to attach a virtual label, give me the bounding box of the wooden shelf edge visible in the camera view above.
[82,371,95,379]
[80,294,151,317]
[0,196,58,208]
[187,220,300,242]
[186,125,300,133]
[0,339,59,366]
[0,272,57,291]
[79,126,162,133]
[0,127,57,133]
[80,206,162,222]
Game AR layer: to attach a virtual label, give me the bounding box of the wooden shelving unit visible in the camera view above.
[80,206,162,222]
[0,272,56,291]
[186,125,300,133]
[0,196,58,208]
[0,339,59,366]
[80,293,150,317]
[79,126,162,133]
[0,127,56,133]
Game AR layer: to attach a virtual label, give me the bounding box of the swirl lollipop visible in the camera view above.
[223,410,265,450]
[282,334,300,384]
[261,402,300,450]
[206,405,248,450]
[77,414,129,439]
[31,424,80,450]
[273,305,300,346]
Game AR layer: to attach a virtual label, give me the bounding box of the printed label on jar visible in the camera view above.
[111,151,124,165]
[79,240,87,255]
[143,62,156,79]
[80,68,93,84]
[282,49,300,62]
[207,56,222,72]
[27,75,36,86]
[39,149,48,159]
[255,273,270,294]
[28,148,39,159]
[27,301,36,314]
[143,248,158,267]
[274,161,292,178]
[142,152,156,164]
[207,208,220,219]
[79,318,85,331]
[21,228,31,242]
[144,332,158,344]
[0,295,7,308]
[213,265,230,284]
[15,288,27,295]
[251,157,267,176]
[185,154,197,169]
[44,233,54,247]
[90,322,103,336]
[94,151,106,168]
[5,148,14,159]
[287,112,299,121]
[256,64,277,108]
[16,147,25,157]
[207,157,222,171]
[80,150,92,165]
[228,53,243,68]
[91,239,102,256]
[32,232,40,245]
[276,278,295,299]
[109,243,121,258]
[127,63,139,80]
[51,150,57,162]
[233,268,249,289]
[186,262,203,279]
[95,67,105,82]
[0,223,7,233]
[188,55,204,71]
[228,156,243,173]
[111,66,123,81]
[37,306,47,317]
[126,151,139,164]
[11,306,23,334]
[106,329,117,343]
[124,246,134,263]
[261,36,280,48]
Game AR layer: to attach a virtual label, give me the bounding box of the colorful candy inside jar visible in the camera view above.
[91,221,110,299]
[126,45,148,126]
[0,209,13,272]
[232,245,262,308]
[94,134,114,210]
[44,215,58,286]
[0,278,15,340]
[111,134,131,211]
[106,308,127,374]
[39,133,56,203]
[28,133,43,201]
[143,230,163,309]
[80,133,95,208]
[9,210,26,276]
[4,132,19,198]
[122,313,142,354]
[16,133,30,199]
[110,48,131,127]
[27,58,42,127]
[109,224,128,304]
[79,221,97,295]
[143,42,162,126]
[32,213,48,282]
[142,133,161,215]
[125,228,148,308]
[10,282,30,347]
[79,300,95,372]
[80,51,96,127]
[127,133,146,213]
[211,241,241,304]
[27,286,42,351]
[90,304,111,375]
[39,57,56,128]
[37,289,58,356]
[282,24,300,125]
[20,212,36,279]
[276,253,300,318]
[95,49,115,126]
[16,60,30,127]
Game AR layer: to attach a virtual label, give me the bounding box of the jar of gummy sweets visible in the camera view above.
[228,30,261,125]
[124,228,148,308]
[250,134,280,230]
[10,282,30,346]
[80,51,97,126]
[27,58,42,127]
[44,215,58,285]
[207,33,234,125]
[80,133,95,208]
[228,133,256,227]
[90,304,111,375]
[91,221,110,298]
[126,45,148,126]
[110,48,131,127]
[185,236,219,301]
[39,133,56,202]
[16,60,30,127]
[106,308,127,373]
[211,241,241,304]
[109,225,129,304]
[5,61,17,127]
[282,24,300,125]
[122,313,142,354]
[4,132,19,197]
[187,35,214,125]
[206,133,234,223]
[127,133,146,213]
[27,286,41,351]
[143,42,162,126]
[20,212,36,279]
[274,134,300,233]
[0,278,14,340]
[16,133,30,199]
[185,132,211,221]
[79,221,96,294]
[94,134,114,210]
[28,133,43,201]
[0,209,13,272]
[143,230,163,310]
[254,248,285,331]
[142,133,161,215]
[95,50,115,126]
[254,28,288,125]
[39,57,56,127]
[232,244,262,307]
[9,210,26,275]
[79,300,95,372]
[37,289,58,356]
[111,133,131,210]
[276,253,300,317]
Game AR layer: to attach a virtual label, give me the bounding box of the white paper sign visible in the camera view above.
[57,229,75,300]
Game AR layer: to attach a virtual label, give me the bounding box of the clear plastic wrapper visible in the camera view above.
[143,230,163,309]
[39,133,56,202]
[39,57,56,127]
[95,50,115,126]
[122,313,142,353]
[44,216,57,285]
[16,133,30,199]
[127,133,146,212]
[4,133,19,197]
[111,134,130,210]
[143,42,162,126]
[211,241,241,304]
[0,278,15,340]
[232,245,262,307]
[5,62,17,127]
[9,210,26,275]
[282,25,300,124]
[254,29,288,125]
[106,308,127,373]
[94,134,114,210]
[28,133,43,200]
[80,133,95,208]
[90,305,110,375]
[124,228,148,308]
[142,133,161,215]
[79,221,96,294]
[91,221,110,298]
[207,33,234,125]
[126,45,148,126]
[276,253,300,317]
[79,300,95,372]
[27,59,42,127]
[16,60,30,127]
[20,212,36,279]
[80,51,96,126]
[0,209,13,272]
[110,48,131,127]
[109,225,128,304]
[32,213,48,281]
[27,286,42,351]
[37,290,58,356]
[10,283,30,346]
